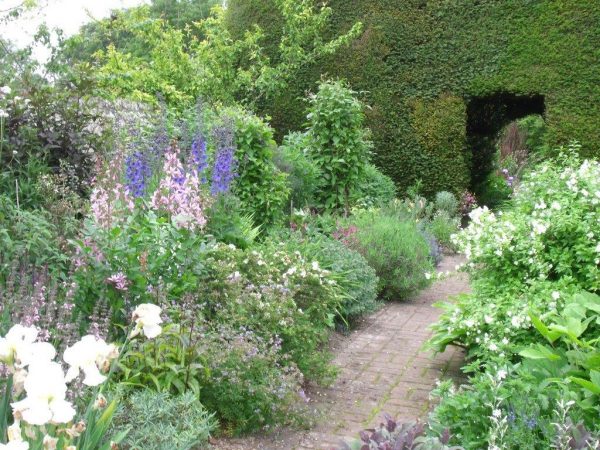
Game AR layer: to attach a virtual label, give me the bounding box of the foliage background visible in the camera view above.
[225,0,600,197]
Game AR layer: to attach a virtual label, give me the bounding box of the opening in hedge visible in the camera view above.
[466,92,545,189]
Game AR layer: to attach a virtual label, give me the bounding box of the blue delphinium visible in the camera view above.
[125,151,152,198]
[211,123,237,195]
[190,134,209,182]
[211,146,237,195]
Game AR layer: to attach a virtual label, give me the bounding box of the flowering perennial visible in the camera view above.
[0,304,162,448]
[150,146,209,230]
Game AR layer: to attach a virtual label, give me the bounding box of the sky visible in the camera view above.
[0,0,149,61]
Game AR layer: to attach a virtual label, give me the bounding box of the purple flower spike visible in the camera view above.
[125,151,152,198]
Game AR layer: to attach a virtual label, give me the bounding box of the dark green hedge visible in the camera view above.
[226,0,600,197]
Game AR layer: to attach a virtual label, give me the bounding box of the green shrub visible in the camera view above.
[306,80,372,214]
[265,231,380,323]
[273,132,321,210]
[427,211,460,251]
[198,325,306,435]
[427,147,600,448]
[0,195,69,277]
[205,195,261,249]
[434,191,459,217]
[352,163,397,209]
[476,172,513,209]
[517,114,549,156]
[198,242,342,383]
[111,390,216,450]
[228,107,290,228]
[348,211,433,300]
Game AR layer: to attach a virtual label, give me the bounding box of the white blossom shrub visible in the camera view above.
[429,144,600,363]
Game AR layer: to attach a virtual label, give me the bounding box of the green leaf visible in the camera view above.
[570,377,600,395]
[519,344,561,361]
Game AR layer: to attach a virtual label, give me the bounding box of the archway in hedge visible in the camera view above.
[466,92,545,190]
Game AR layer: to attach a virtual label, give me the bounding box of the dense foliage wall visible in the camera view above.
[226,0,600,196]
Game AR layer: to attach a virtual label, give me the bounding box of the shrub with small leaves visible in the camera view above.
[111,390,216,450]
[346,210,434,300]
[434,191,459,217]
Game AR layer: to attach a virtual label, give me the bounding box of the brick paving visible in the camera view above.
[214,255,469,450]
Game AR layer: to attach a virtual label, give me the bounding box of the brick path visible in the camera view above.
[214,255,468,450]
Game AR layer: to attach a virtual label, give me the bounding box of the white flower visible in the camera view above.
[531,220,548,235]
[1,86,12,95]
[497,369,507,380]
[484,315,494,324]
[550,201,561,210]
[63,335,118,386]
[42,435,58,450]
[11,361,76,425]
[7,421,22,442]
[0,110,8,119]
[311,261,320,271]
[130,304,163,339]
[492,408,502,418]
[489,342,498,352]
[0,325,56,370]
[424,272,432,280]
[551,291,560,301]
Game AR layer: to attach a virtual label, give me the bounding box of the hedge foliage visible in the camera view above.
[226,0,600,196]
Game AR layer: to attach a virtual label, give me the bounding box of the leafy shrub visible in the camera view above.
[434,191,459,217]
[477,171,513,209]
[0,69,108,192]
[274,131,321,210]
[307,80,372,214]
[199,242,341,383]
[427,211,460,251]
[428,146,600,449]
[205,195,260,249]
[72,211,209,332]
[111,390,216,450]
[264,231,380,323]
[519,292,600,427]
[517,114,549,156]
[347,211,433,300]
[198,325,305,435]
[456,147,599,291]
[352,163,397,209]
[0,195,69,276]
[429,369,560,449]
[229,107,289,227]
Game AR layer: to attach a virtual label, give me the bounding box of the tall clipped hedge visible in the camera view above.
[226,0,600,197]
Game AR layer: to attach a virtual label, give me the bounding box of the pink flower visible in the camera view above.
[150,147,210,230]
[107,273,129,291]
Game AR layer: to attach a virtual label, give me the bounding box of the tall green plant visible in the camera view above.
[307,80,372,215]
[228,108,289,228]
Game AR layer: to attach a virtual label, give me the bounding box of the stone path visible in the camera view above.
[214,255,469,450]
